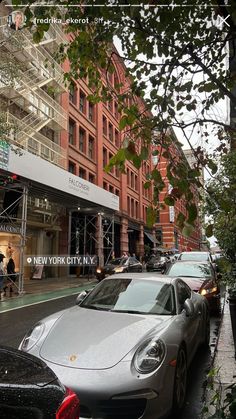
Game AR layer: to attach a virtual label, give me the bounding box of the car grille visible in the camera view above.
[80,398,147,419]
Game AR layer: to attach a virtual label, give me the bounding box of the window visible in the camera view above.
[131,172,134,189]
[88,135,95,160]
[176,280,191,311]
[89,173,95,183]
[115,189,120,196]
[131,199,134,217]
[127,197,130,215]
[79,128,86,153]
[115,129,119,147]
[103,147,107,167]
[69,83,77,105]
[114,102,119,119]
[79,90,86,114]
[88,102,95,122]
[69,119,76,145]
[115,166,119,178]
[103,181,107,190]
[108,99,113,113]
[103,115,107,136]
[68,161,76,174]
[79,167,86,179]
[135,175,138,191]
[109,185,114,194]
[135,201,139,218]
[108,122,113,142]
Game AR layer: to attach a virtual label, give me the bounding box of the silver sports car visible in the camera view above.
[19,273,210,419]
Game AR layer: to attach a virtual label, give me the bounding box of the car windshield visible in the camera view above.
[179,252,209,261]
[167,263,212,278]
[108,258,127,266]
[80,278,176,315]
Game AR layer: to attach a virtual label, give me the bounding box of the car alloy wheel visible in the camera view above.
[173,347,187,413]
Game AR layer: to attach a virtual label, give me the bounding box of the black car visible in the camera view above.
[146,255,168,272]
[0,346,80,419]
[96,256,142,281]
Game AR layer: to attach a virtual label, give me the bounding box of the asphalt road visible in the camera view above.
[0,294,220,419]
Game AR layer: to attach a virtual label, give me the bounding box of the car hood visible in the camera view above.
[40,306,170,370]
[177,276,207,292]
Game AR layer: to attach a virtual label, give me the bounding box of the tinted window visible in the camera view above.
[167,262,212,278]
[179,252,209,261]
[176,280,191,309]
[81,278,176,315]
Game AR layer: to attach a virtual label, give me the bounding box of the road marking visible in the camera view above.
[0,285,94,313]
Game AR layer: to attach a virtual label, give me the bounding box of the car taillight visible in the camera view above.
[56,387,80,419]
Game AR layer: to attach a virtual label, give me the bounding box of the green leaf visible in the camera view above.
[208,160,218,174]
[140,146,149,160]
[146,207,156,228]
[187,204,198,224]
[205,224,213,237]
[119,116,128,130]
[132,155,142,169]
[151,169,162,183]
[182,223,194,237]
[144,181,151,189]
[164,196,175,206]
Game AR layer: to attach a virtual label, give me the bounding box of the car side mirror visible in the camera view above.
[76,290,89,305]
[183,298,194,317]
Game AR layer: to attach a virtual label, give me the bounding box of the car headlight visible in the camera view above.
[133,338,166,374]
[114,266,125,273]
[200,286,218,296]
[96,268,101,273]
[19,322,45,352]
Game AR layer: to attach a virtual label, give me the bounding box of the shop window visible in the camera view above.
[108,122,113,142]
[79,90,86,114]
[69,83,77,105]
[69,118,76,145]
[88,102,95,122]
[79,167,86,179]
[103,115,107,136]
[68,161,76,174]
[79,127,86,153]
[89,173,95,184]
[88,135,95,160]
[103,147,107,167]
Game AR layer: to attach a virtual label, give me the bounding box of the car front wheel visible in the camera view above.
[172,347,187,415]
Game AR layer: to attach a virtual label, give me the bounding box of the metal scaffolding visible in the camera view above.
[70,211,115,270]
[0,180,28,294]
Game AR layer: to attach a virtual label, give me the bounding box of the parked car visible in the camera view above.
[20,273,210,419]
[0,346,80,419]
[96,256,142,280]
[178,251,213,263]
[146,255,168,272]
[165,260,221,313]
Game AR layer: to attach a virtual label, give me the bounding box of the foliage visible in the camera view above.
[203,368,236,419]
[11,0,236,228]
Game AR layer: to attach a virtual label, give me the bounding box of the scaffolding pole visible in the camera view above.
[18,184,28,294]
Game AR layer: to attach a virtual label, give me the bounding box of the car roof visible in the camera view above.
[180,251,210,255]
[105,272,174,284]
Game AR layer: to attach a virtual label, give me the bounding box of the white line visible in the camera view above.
[0,291,80,313]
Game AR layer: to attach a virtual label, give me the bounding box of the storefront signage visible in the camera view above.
[7,148,119,211]
[0,140,10,170]
[0,224,21,234]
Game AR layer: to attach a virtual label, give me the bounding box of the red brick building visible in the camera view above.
[154,135,202,252]
[61,54,155,261]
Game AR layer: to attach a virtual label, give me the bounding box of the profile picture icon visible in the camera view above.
[8,10,25,31]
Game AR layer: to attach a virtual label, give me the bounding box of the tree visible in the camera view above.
[205,151,236,263]
[12,0,236,229]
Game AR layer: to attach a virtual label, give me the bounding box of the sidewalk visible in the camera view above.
[0,275,97,312]
[203,293,236,417]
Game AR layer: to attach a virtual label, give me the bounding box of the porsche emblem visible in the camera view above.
[69,355,77,362]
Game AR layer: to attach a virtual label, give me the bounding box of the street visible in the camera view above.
[0,293,220,419]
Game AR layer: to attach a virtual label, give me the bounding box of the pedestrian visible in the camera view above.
[4,256,17,295]
[0,254,6,301]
